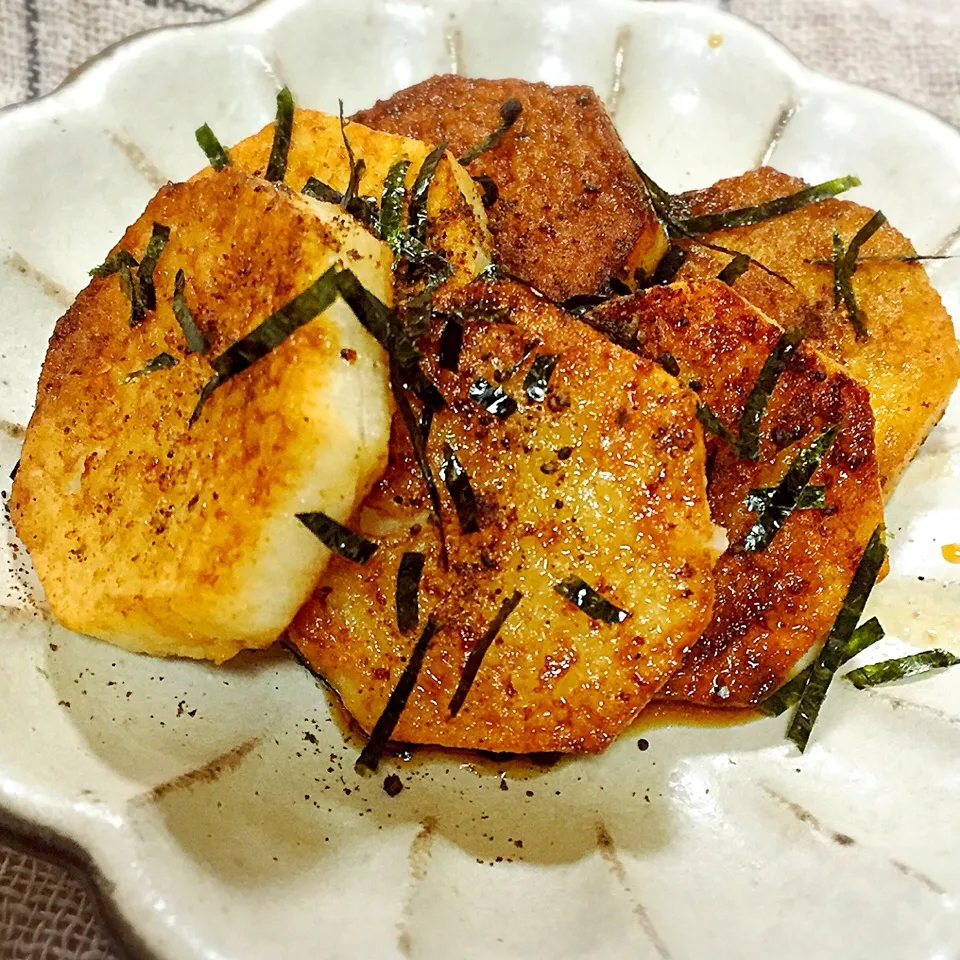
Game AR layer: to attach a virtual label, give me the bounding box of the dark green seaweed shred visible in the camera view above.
[646,245,688,287]
[89,248,138,279]
[190,265,340,424]
[458,99,523,166]
[633,162,796,287]
[448,590,524,717]
[744,484,825,513]
[355,617,439,775]
[380,160,411,255]
[736,327,805,461]
[264,86,295,183]
[124,352,179,382]
[390,358,448,569]
[9,459,19,481]
[555,575,629,624]
[718,252,751,286]
[440,442,479,534]
[302,177,343,204]
[786,526,886,751]
[195,123,230,170]
[396,551,426,634]
[119,259,148,328]
[296,511,378,564]
[469,377,518,419]
[472,174,499,208]
[408,143,447,246]
[676,175,862,235]
[833,210,887,340]
[438,315,464,372]
[335,269,421,370]
[524,353,559,403]
[696,401,737,445]
[808,253,956,266]
[742,425,838,552]
[137,223,171,313]
[338,100,363,204]
[844,649,960,689]
[172,270,210,354]
[758,617,884,716]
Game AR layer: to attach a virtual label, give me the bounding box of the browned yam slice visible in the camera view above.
[672,166,960,494]
[353,76,668,301]
[11,170,394,663]
[289,280,718,753]
[588,280,885,707]
[193,109,492,289]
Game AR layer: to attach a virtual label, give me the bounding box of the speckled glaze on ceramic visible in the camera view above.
[0,1,959,958]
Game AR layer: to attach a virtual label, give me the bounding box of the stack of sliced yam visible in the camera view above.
[11,75,959,752]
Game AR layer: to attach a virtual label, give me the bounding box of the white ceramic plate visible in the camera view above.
[1,1,959,958]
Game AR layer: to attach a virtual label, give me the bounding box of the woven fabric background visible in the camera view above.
[0,0,957,957]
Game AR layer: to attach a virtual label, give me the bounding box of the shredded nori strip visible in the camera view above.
[737,327,805,460]
[302,177,343,204]
[391,358,449,569]
[448,590,524,716]
[524,353,559,403]
[137,223,171,313]
[696,402,737,445]
[408,143,447,246]
[555,576,629,624]
[458,99,523,166]
[758,617,884,716]
[633,162,796,286]
[335,269,421,370]
[396,551,426,634]
[9,459,19,481]
[89,248,138,279]
[338,100,363,205]
[124,352,179,382]
[380,160,411,255]
[833,210,887,340]
[355,617,439,775]
[695,329,805,460]
[677,175,862,236]
[440,443,479,534]
[119,259,147,328]
[265,86,295,183]
[718,252,751,286]
[472,174,499,208]
[171,270,210,354]
[190,265,340,423]
[742,425,837,552]
[786,526,887,752]
[844,649,960,689]
[744,484,825,513]
[296,511,378,564]
[468,377,517,419]
[438,315,464,372]
[195,123,230,170]
[647,245,688,286]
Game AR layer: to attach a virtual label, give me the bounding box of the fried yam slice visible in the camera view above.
[11,170,394,663]
[672,166,960,493]
[588,280,885,706]
[195,109,492,288]
[289,280,717,753]
[353,76,667,301]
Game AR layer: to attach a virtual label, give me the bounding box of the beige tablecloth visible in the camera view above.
[0,1,957,957]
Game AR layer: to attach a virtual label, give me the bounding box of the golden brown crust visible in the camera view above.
[193,108,493,289]
[673,166,960,493]
[353,76,667,301]
[289,280,717,753]
[588,281,885,706]
[11,170,394,662]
